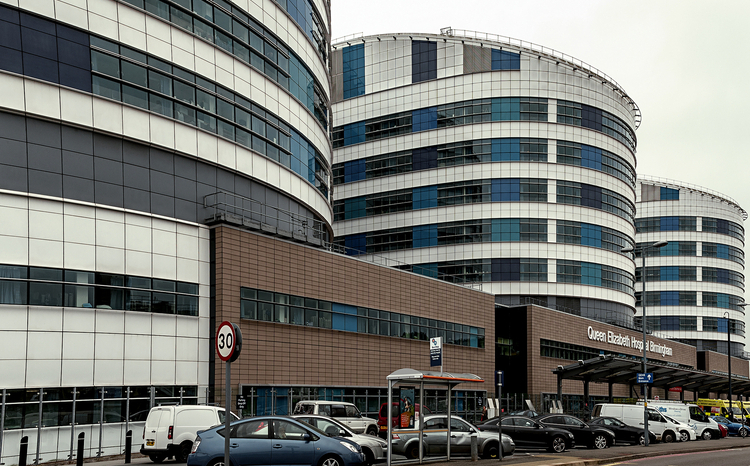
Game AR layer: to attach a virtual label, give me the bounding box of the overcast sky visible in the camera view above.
[332,0,750,306]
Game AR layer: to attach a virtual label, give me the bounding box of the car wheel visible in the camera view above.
[149,455,166,464]
[482,441,499,459]
[175,441,193,463]
[679,430,690,442]
[319,455,343,466]
[366,425,378,436]
[406,444,420,460]
[590,434,608,449]
[548,435,567,453]
[362,448,374,466]
[637,434,646,446]
[662,431,675,443]
[701,430,712,440]
[741,428,748,438]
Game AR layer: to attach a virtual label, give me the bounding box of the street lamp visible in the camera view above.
[622,240,668,447]
[728,302,748,422]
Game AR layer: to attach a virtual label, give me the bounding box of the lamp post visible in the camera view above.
[728,302,748,422]
[622,240,668,447]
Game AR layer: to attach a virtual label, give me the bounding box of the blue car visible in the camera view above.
[187,416,366,466]
[710,415,748,437]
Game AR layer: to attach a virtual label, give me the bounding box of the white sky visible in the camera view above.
[332,0,750,307]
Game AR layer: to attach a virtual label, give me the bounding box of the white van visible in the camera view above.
[639,400,721,440]
[293,401,378,435]
[140,405,239,463]
[592,403,695,443]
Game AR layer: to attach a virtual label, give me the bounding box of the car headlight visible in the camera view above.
[340,442,359,453]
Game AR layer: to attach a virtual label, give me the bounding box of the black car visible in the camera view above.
[535,414,615,449]
[589,416,657,445]
[476,415,575,453]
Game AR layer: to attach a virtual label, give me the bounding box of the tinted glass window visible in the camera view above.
[564,416,584,427]
[345,405,359,417]
[450,418,470,432]
[330,406,347,418]
[273,420,307,440]
[234,419,269,438]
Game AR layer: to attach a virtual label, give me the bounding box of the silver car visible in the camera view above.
[391,415,515,459]
[294,414,388,465]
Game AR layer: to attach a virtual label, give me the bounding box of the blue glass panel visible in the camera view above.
[343,121,365,146]
[412,107,437,132]
[413,224,438,248]
[660,266,679,281]
[660,216,679,231]
[491,49,520,70]
[492,258,520,281]
[660,242,679,256]
[581,145,602,170]
[718,294,731,309]
[21,26,57,60]
[344,233,367,255]
[413,186,438,209]
[661,316,679,331]
[661,291,679,306]
[56,24,89,46]
[492,218,519,242]
[581,262,601,286]
[59,63,91,92]
[581,223,601,247]
[342,43,365,99]
[491,138,520,161]
[660,187,679,200]
[0,5,20,23]
[345,315,357,332]
[58,38,90,69]
[23,53,58,83]
[491,97,520,121]
[492,179,520,202]
[716,244,729,259]
[718,317,728,333]
[412,146,438,170]
[717,269,730,284]
[344,159,366,183]
[717,219,729,235]
[332,313,346,330]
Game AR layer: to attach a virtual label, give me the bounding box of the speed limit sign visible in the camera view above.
[216,321,242,362]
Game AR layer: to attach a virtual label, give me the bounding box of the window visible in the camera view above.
[520,98,548,121]
[273,420,307,440]
[235,419,270,438]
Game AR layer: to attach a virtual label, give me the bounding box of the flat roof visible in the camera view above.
[387,368,484,384]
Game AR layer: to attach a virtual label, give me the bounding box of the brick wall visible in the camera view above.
[213,226,496,403]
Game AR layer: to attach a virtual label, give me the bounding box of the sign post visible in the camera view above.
[495,371,503,461]
[430,337,443,372]
[216,322,242,466]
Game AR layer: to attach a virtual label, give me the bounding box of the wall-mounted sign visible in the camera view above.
[586,326,673,357]
[430,337,442,367]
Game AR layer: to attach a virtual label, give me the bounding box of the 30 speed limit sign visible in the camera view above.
[216,321,242,362]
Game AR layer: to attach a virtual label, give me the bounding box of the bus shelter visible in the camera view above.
[385,368,484,465]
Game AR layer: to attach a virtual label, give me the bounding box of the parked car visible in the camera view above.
[589,416,657,445]
[507,410,540,418]
[293,401,378,436]
[592,403,695,443]
[477,415,575,453]
[187,416,365,466]
[377,402,432,436]
[535,414,615,449]
[141,405,239,463]
[293,414,388,465]
[391,415,514,459]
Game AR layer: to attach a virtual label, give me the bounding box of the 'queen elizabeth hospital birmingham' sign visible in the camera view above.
[587,326,673,358]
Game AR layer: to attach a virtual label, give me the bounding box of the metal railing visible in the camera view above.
[203,191,330,244]
[638,175,748,220]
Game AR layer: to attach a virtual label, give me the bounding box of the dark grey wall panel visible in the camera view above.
[29,169,62,197]
[62,151,93,178]
[28,144,61,172]
[0,112,330,238]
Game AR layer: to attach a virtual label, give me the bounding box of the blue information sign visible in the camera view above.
[637,373,653,384]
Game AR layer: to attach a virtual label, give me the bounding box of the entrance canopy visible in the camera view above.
[553,354,750,396]
[385,369,484,465]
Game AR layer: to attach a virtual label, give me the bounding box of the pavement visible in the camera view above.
[41,436,750,466]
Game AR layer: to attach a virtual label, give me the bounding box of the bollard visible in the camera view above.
[19,436,28,466]
[76,432,85,466]
[125,430,132,464]
[470,434,478,461]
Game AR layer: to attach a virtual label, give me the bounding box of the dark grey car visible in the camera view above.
[390,415,515,459]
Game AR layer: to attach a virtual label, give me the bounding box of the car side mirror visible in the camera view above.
[302,433,311,441]
[339,430,349,437]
